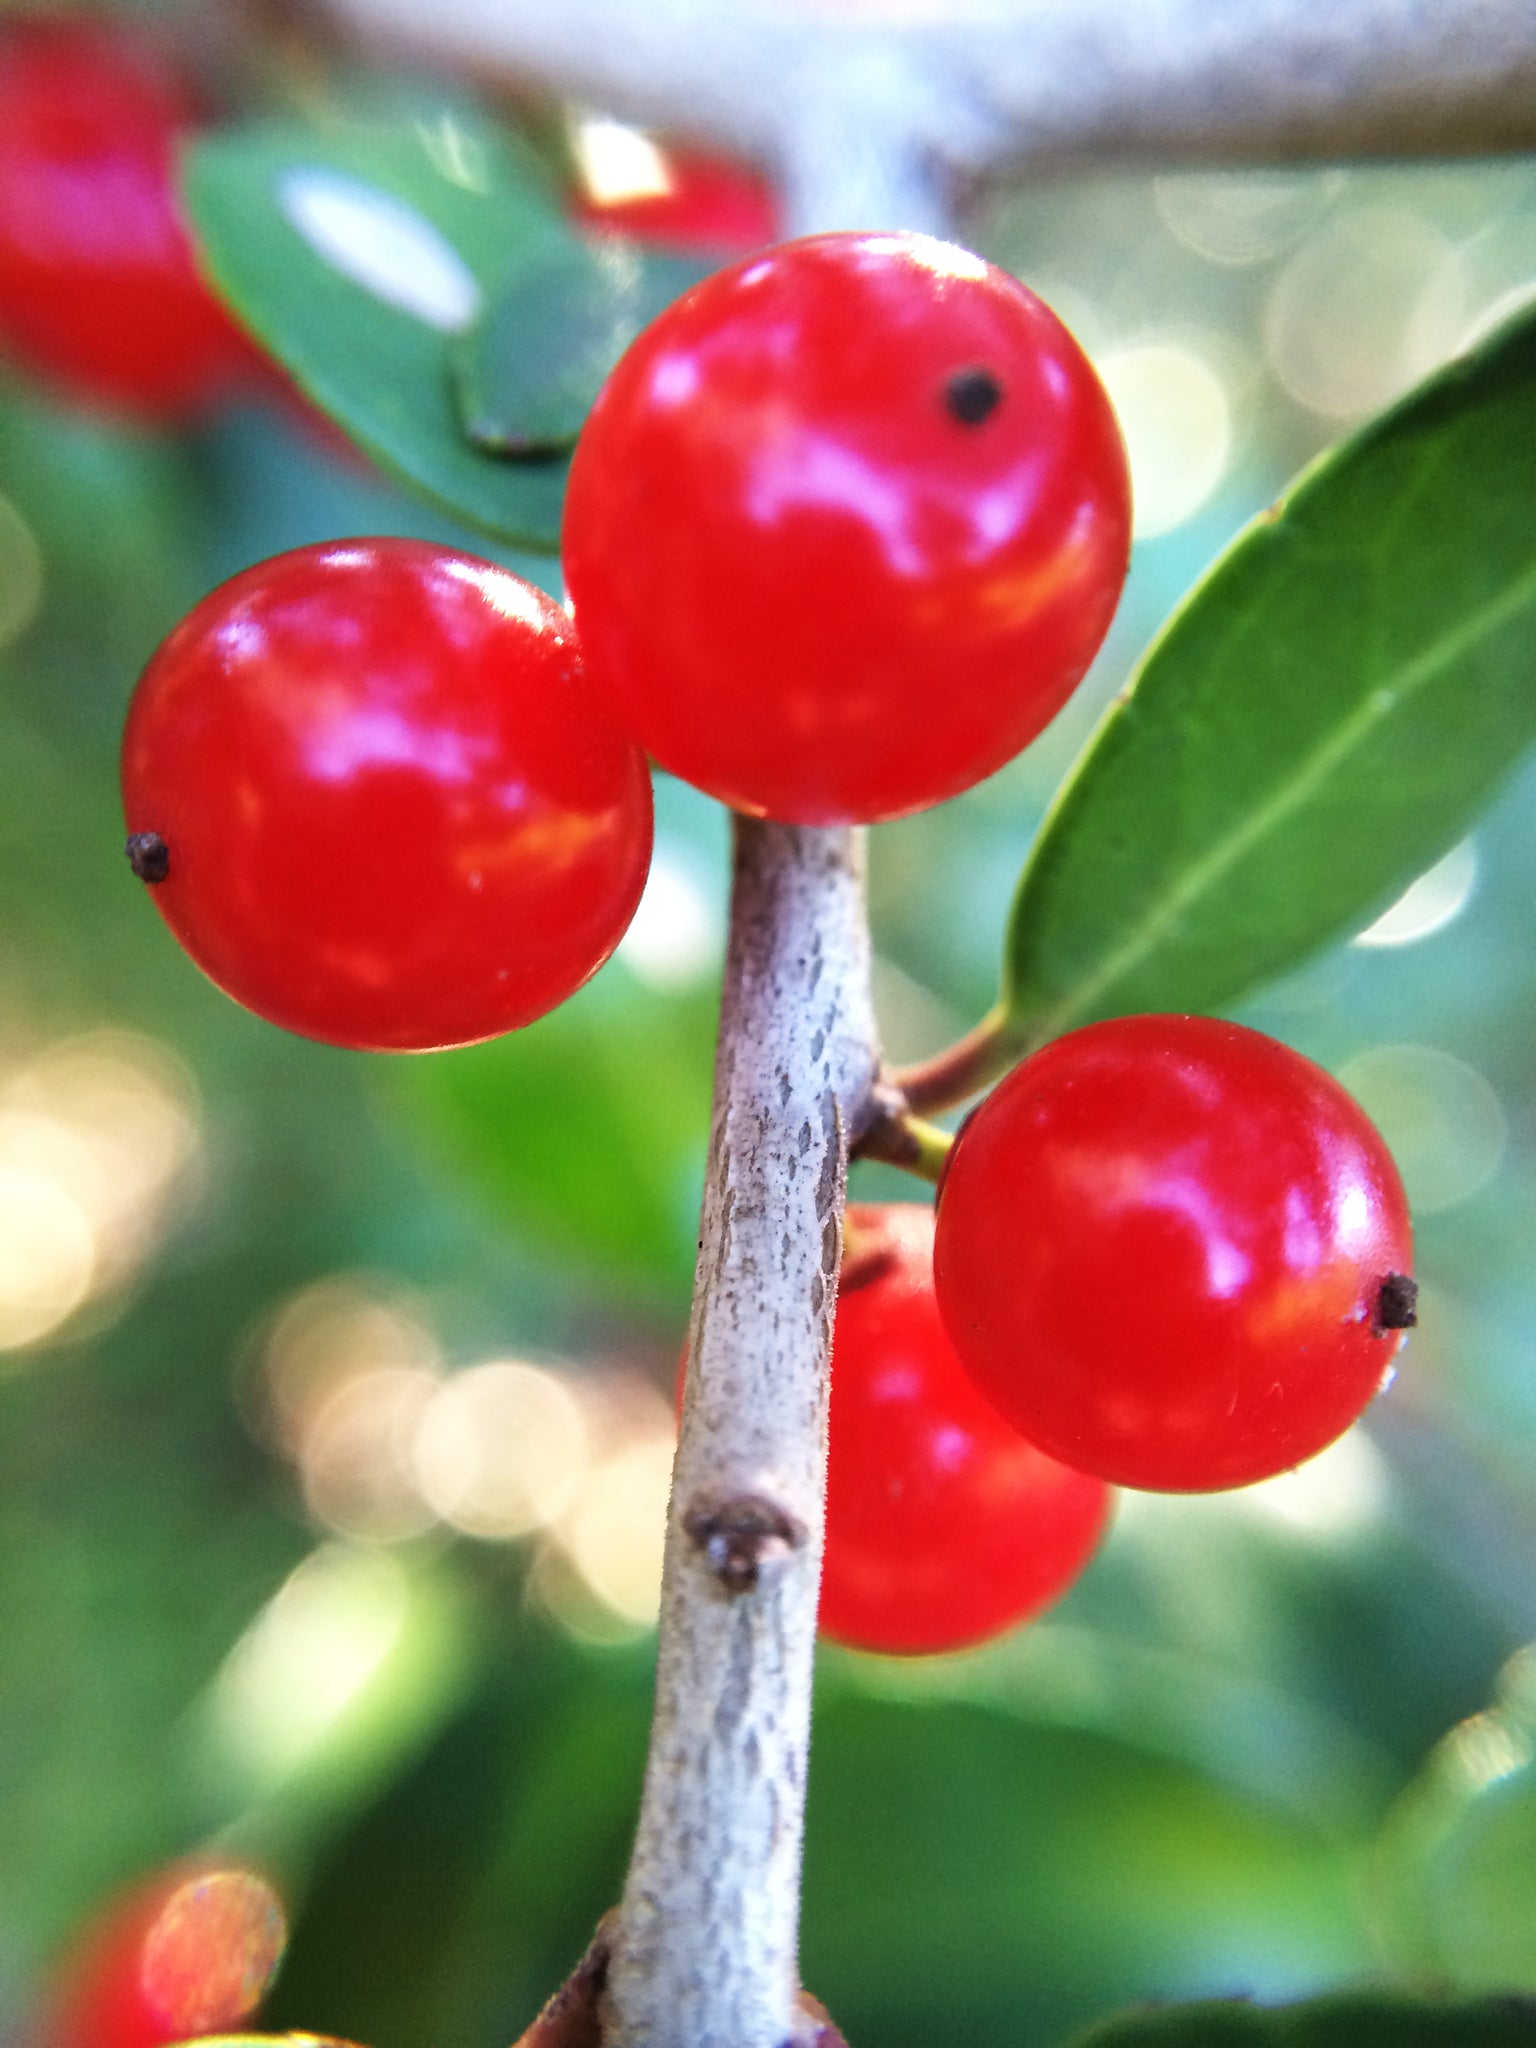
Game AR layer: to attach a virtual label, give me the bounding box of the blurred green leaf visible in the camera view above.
[801,1690,1372,2048]
[1002,298,1536,1042]
[0,382,202,688]
[1373,1645,1536,1993]
[453,240,709,454]
[183,109,575,550]
[389,959,715,1304]
[1065,1991,1536,2045]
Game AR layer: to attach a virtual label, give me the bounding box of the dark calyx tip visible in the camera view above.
[126,830,170,884]
[1374,1271,1418,1334]
[944,365,1004,426]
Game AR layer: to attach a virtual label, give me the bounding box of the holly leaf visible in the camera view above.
[453,240,710,454]
[1064,1992,1536,2046]
[1001,297,1536,1044]
[183,106,578,550]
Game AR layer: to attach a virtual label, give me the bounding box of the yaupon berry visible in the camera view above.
[933,1014,1416,1493]
[122,539,653,1051]
[562,230,1131,826]
[821,1204,1112,1653]
[0,16,259,419]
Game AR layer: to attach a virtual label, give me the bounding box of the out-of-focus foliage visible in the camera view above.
[1063,1990,1536,2045]
[1,13,1534,2048]
[1374,1643,1536,1993]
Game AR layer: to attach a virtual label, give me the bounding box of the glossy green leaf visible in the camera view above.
[1374,1645,1536,1993]
[1003,299,1536,1042]
[1065,1991,1536,2046]
[453,240,710,453]
[388,958,716,1303]
[183,108,575,549]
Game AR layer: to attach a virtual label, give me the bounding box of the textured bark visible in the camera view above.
[602,820,879,2048]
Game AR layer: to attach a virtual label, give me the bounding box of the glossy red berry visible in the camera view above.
[933,1015,1416,1493]
[570,138,781,256]
[122,539,653,1051]
[39,1864,286,2048]
[0,16,259,420]
[562,230,1131,825]
[820,1203,1111,1654]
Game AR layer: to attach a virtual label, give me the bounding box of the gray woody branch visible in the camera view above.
[324,0,1536,227]
[606,821,879,2048]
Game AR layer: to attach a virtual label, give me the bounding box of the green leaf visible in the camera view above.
[388,959,716,1304]
[182,107,577,550]
[1065,1991,1536,2046]
[801,1689,1372,2048]
[453,240,710,454]
[1002,299,1536,1043]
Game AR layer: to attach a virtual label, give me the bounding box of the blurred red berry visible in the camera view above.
[39,1864,287,2048]
[819,1204,1112,1653]
[0,15,259,419]
[570,133,780,256]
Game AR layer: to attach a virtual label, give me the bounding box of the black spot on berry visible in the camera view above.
[944,366,1003,426]
[126,830,169,884]
[1374,1271,1418,1334]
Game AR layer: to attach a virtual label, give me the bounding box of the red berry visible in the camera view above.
[570,138,781,256]
[562,230,1131,825]
[0,16,259,420]
[933,1015,1416,1493]
[826,1204,1110,1653]
[121,539,653,1051]
[40,1864,286,2048]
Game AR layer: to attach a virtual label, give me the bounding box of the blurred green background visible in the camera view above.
[1,11,1535,2046]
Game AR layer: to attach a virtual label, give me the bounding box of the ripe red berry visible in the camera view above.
[0,16,259,420]
[569,138,781,256]
[562,230,1131,825]
[121,539,653,1051]
[933,1015,1416,1493]
[821,1204,1111,1654]
[39,1864,286,2048]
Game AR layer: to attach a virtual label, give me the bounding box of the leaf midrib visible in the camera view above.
[1025,551,1536,1042]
